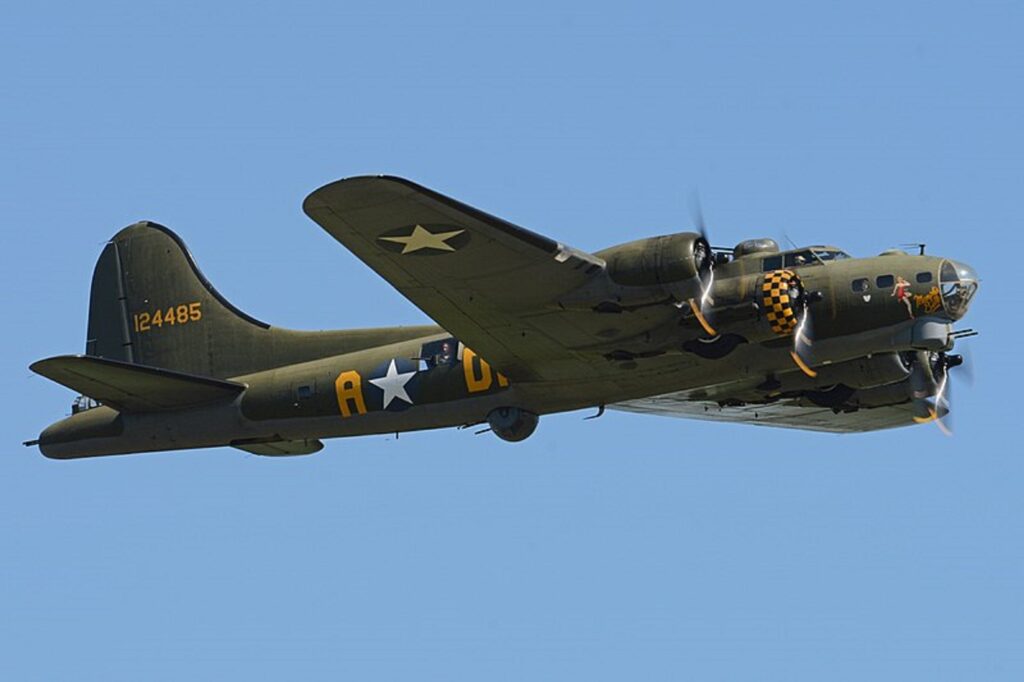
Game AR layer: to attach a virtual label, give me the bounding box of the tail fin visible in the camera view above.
[86,221,272,377]
[86,221,442,379]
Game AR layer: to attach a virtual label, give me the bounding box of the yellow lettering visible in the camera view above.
[335,370,367,417]
[914,286,942,314]
[497,372,509,387]
[463,348,493,393]
[131,302,204,333]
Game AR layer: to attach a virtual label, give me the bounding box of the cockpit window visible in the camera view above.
[71,395,101,414]
[940,260,979,320]
[784,251,814,267]
[811,249,851,261]
[776,249,851,269]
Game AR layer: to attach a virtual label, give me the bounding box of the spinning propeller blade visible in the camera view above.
[687,190,717,335]
[789,304,817,378]
[910,351,965,435]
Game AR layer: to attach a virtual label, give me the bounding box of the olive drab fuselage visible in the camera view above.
[29,176,979,458]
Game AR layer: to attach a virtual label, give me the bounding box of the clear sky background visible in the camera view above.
[2,1,1021,679]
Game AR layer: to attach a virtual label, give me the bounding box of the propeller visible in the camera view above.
[788,278,819,378]
[909,350,968,435]
[686,190,717,336]
[932,351,966,436]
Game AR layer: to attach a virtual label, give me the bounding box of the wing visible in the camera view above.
[303,176,609,380]
[31,355,245,412]
[613,390,919,433]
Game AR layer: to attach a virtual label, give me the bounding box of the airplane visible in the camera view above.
[25,176,979,459]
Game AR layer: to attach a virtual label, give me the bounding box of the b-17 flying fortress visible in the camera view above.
[27,176,978,458]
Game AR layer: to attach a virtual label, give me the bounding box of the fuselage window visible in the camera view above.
[762,255,783,271]
[296,385,313,400]
[420,337,459,369]
[916,271,933,284]
[876,274,894,289]
[851,278,869,292]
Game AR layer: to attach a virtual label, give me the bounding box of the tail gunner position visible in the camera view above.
[26,176,979,458]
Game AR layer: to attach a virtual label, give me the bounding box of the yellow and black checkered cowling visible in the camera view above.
[761,269,802,336]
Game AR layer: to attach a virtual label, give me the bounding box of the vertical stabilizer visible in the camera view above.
[85,221,274,377]
[84,221,441,378]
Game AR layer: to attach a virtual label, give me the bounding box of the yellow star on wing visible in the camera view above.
[378,225,465,254]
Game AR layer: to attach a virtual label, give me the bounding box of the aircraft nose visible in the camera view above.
[939,259,979,320]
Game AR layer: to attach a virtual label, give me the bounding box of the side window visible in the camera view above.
[876,274,894,289]
[420,337,459,369]
[916,271,933,283]
[851,278,869,293]
[296,385,313,400]
[762,255,782,271]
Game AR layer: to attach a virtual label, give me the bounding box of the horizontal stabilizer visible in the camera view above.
[231,439,324,456]
[30,355,245,412]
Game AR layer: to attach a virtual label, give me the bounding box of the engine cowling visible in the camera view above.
[683,268,814,347]
[596,232,711,289]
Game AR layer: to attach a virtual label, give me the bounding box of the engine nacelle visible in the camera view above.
[487,407,539,442]
[779,352,912,392]
[819,353,912,389]
[596,232,709,289]
[683,268,815,348]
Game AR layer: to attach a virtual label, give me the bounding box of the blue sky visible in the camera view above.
[2,1,1022,679]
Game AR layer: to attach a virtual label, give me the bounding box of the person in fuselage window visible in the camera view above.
[437,340,454,365]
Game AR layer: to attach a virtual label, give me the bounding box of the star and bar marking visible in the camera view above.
[378,224,465,254]
[335,348,510,418]
[368,359,416,409]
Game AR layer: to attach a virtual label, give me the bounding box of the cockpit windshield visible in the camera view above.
[811,248,850,262]
[768,248,851,270]
[940,260,979,320]
[71,395,101,414]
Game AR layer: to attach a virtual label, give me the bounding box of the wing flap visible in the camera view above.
[30,355,245,412]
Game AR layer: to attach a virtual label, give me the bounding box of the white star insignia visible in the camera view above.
[369,359,416,409]
[378,225,465,254]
